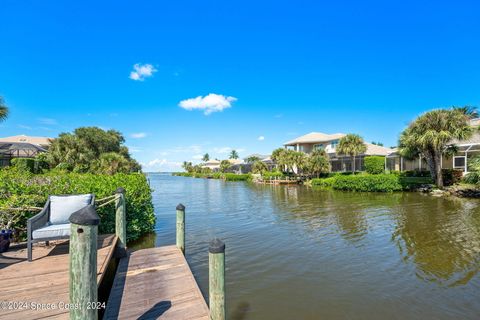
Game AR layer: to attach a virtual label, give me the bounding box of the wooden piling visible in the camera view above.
[69,205,100,320]
[115,187,127,253]
[176,203,185,254]
[209,238,226,320]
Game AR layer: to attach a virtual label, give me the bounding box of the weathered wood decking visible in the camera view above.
[0,234,117,320]
[104,245,209,320]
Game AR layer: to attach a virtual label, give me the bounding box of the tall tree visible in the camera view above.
[229,149,239,159]
[46,126,139,174]
[307,149,331,177]
[399,108,475,187]
[220,160,231,173]
[251,160,268,173]
[337,134,367,173]
[182,161,193,172]
[202,153,210,162]
[245,156,261,163]
[0,96,8,122]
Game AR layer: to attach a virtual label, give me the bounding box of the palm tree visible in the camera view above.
[454,105,478,119]
[229,149,239,159]
[0,96,8,122]
[219,160,231,173]
[245,156,261,163]
[399,108,474,187]
[337,134,367,173]
[307,149,331,177]
[202,153,210,162]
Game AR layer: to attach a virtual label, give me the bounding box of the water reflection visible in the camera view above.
[263,184,480,286]
[391,196,480,286]
[146,175,480,319]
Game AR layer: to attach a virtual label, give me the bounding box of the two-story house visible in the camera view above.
[284,132,394,172]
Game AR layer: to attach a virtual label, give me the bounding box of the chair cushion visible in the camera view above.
[50,194,93,225]
[32,223,71,240]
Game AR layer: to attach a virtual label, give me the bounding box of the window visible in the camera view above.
[453,156,466,169]
[331,140,339,148]
[313,144,324,150]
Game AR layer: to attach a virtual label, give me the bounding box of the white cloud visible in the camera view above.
[18,124,32,130]
[213,147,232,154]
[258,136,265,141]
[178,93,237,115]
[131,132,147,139]
[192,154,203,160]
[129,63,157,81]
[141,158,182,172]
[159,145,202,156]
[38,118,57,125]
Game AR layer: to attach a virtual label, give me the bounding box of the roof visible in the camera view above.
[244,153,270,160]
[364,143,395,156]
[227,159,244,165]
[0,135,52,146]
[203,159,221,165]
[284,132,346,145]
[470,118,480,127]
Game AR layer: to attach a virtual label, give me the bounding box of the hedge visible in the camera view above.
[172,172,252,181]
[311,173,433,192]
[364,156,385,174]
[0,167,155,242]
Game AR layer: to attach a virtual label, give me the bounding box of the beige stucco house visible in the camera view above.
[0,135,53,166]
[284,132,394,172]
[386,119,480,174]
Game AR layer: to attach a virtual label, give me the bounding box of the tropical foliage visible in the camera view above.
[46,127,141,174]
[0,167,155,242]
[311,174,433,192]
[306,149,330,177]
[229,149,239,159]
[220,160,231,172]
[399,107,475,187]
[337,134,367,173]
[245,156,261,163]
[202,153,210,162]
[0,96,8,122]
[251,160,268,173]
[364,156,385,174]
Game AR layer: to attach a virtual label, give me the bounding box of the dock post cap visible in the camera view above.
[176,203,185,211]
[115,187,126,194]
[209,238,225,254]
[69,205,100,226]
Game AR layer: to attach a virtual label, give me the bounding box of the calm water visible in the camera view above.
[136,174,480,319]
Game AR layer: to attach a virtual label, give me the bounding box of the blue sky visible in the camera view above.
[1,0,479,171]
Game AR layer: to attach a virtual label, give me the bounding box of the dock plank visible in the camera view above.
[0,234,117,320]
[104,246,209,320]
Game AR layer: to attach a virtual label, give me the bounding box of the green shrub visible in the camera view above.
[463,172,480,185]
[364,156,385,174]
[400,170,431,177]
[11,158,36,173]
[223,173,251,181]
[0,168,155,242]
[333,174,403,192]
[441,169,463,186]
[311,177,335,188]
[262,171,284,179]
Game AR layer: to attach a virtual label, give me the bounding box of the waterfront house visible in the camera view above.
[201,159,221,171]
[386,118,480,174]
[0,135,52,167]
[283,132,394,172]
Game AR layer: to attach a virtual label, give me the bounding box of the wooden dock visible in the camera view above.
[0,234,117,320]
[0,238,209,320]
[104,245,209,320]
